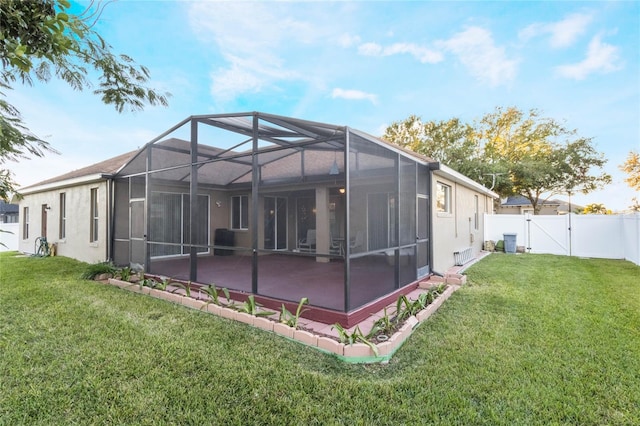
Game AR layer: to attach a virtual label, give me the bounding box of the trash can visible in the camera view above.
[214,228,235,256]
[503,233,517,254]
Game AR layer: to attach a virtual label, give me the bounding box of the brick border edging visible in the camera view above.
[103,278,461,363]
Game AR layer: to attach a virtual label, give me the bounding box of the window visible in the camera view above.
[23,207,29,239]
[90,188,98,242]
[474,195,479,230]
[149,192,209,257]
[59,193,66,239]
[436,182,451,213]
[231,195,248,230]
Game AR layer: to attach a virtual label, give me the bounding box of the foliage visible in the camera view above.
[384,107,612,214]
[332,324,378,356]
[278,297,309,329]
[1,252,639,424]
[80,261,116,280]
[155,277,172,291]
[367,307,395,338]
[116,266,132,282]
[0,0,169,200]
[236,295,273,317]
[201,283,223,306]
[620,150,640,191]
[171,281,192,298]
[583,203,611,215]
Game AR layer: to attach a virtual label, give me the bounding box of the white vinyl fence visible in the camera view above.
[484,213,640,266]
[0,223,19,252]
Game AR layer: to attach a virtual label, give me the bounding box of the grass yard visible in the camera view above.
[0,252,638,425]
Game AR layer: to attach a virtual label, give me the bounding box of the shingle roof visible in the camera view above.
[501,196,560,206]
[0,200,19,213]
[20,150,138,190]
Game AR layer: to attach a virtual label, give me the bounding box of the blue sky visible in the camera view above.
[10,0,640,211]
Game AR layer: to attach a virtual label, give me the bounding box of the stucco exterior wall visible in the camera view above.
[18,180,110,264]
[432,173,494,273]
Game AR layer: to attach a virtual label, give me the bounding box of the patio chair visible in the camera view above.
[349,230,364,251]
[298,229,316,252]
[330,234,344,256]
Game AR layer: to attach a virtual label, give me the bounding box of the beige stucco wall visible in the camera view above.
[18,180,110,264]
[432,173,494,274]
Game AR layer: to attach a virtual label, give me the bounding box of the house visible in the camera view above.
[0,200,19,223]
[17,112,496,325]
[496,195,583,215]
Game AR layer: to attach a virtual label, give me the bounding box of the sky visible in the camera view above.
[8,0,640,211]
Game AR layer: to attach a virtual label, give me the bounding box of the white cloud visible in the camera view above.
[187,2,318,102]
[357,42,443,64]
[331,88,378,105]
[519,12,593,48]
[437,27,518,86]
[338,33,361,48]
[556,34,622,80]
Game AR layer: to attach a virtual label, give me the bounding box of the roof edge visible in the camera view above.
[435,164,499,199]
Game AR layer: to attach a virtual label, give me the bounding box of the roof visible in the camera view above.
[18,112,495,197]
[501,196,561,207]
[20,150,138,192]
[0,200,19,214]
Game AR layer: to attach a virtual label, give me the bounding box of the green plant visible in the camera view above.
[155,278,172,291]
[279,297,309,329]
[367,307,395,339]
[237,295,272,317]
[80,262,116,280]
[332,324,379,356]
[221,287,237,309]
[201,283,222,306]
[117,266,133,282]
[171,281,192,298]
[395,291,438,322]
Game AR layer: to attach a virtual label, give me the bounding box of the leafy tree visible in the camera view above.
[620,150,640,191]
[0,0,169,200]
[383,107,612,214]
[582,203,611,215]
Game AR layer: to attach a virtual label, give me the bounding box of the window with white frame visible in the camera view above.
[90,188,98,242]
[23,207,29,239]
[436,182,451,213]
[59,192,66,239]
[231,195,248,230]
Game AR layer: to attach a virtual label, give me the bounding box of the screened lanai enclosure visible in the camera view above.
[112,112,433,318]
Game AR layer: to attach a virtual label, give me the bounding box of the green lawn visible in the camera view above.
[1,252,638,425]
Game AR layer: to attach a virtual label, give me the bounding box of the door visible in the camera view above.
[264,196,287,250]
[416,195,429,278]
[41,204,48,238]
[130,200,146,267]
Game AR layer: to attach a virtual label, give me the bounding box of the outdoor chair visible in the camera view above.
[298,229,316,252]
[349,230,364,252]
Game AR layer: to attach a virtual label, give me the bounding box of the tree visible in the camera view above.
[582,203,611,215]
[620,150,640,190]
[0,0,169,200]
[620,151,640,212]
[383,107,612,214]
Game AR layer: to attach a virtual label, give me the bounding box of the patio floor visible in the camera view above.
[149,253,397,312]
[147,251,489,335]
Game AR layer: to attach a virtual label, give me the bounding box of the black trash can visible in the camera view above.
[214,228,235,256]
[503,233,517,254]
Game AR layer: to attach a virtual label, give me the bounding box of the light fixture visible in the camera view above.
[329,151,339,175]
[215,200,222,208]
[339,188,345,194]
